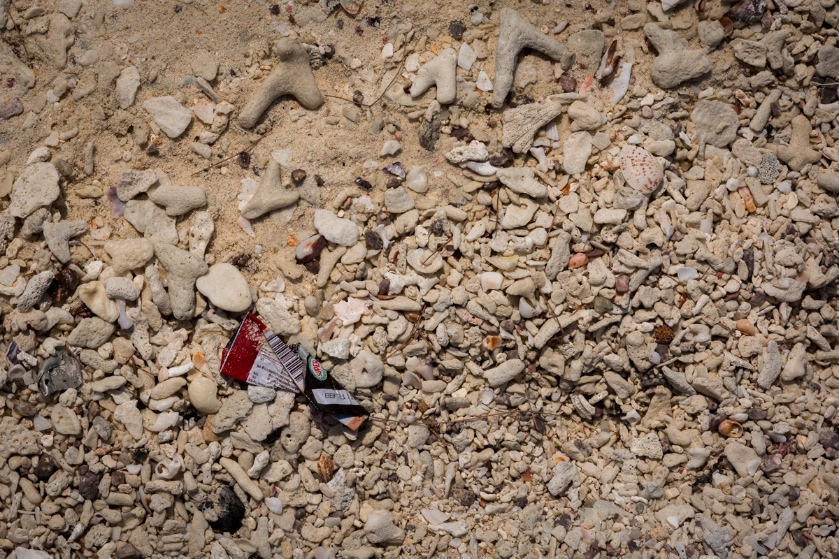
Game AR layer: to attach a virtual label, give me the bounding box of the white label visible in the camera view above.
[311,388,360,407]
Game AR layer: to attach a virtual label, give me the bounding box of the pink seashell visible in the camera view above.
[619,145,663,195]
[569,252,589,269]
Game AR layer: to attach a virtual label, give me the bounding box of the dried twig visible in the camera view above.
[370,408,567,428]
[191,133,267,176]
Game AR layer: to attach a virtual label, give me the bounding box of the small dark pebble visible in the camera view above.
[174,5,181,12]
[726,0,766,24]
[821,86,839,105]
[79,470,102,500]
[237,151,251,169]
[385,178,402,188]
[231,253,251,269]
[429,219,446,236]
[790,530,807,547]
[352,90,364,105]
[291,169,306,183]
[0,97,23,121]
[451,487,477,507]
[508,94,534,108]
[34,454,57,481]
[819,429,839,450]
[488,149,513,167]
[366,16,380,27]
[52,268,80,303]
[12,400,37,416]
[315,174,325,187]
[770,101,782,118]
[111,470,126,486]
[115,543,142,559]
[789,486,800,504]
[749,292,768,307]
[512,496,528,508]
[451,126,473,142]
[747,408,767,420]
[760,454,781,473]
[365,230,384,250]
[558,75,577,92]
[252,164,260,176]
[146,144,159,156]
[556,513,573,529]
[449,21,465,41]
[72,303,94,318]
[355,177,372,190]
[132,447,149,464]
[418,112,441,150]
[208,485,246,533]
[269,4,280,14]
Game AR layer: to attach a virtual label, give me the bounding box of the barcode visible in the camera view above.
[264,329,305,392]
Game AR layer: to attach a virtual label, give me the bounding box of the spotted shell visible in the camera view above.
[620,145,663,195]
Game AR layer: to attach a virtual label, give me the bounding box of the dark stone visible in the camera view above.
[0,97,23,120]
[354,177,372,190]
[364,230,383,250]
[558,75,577,93]
[291,169,306,183]
[747,407,767,421]
[489,149,513,167]
[451,487,476,507]
[208,485,245,533]
[727,0,767,24]
[820,429,839,450]
[448,21,465,41]
[79,470,102,501]
[12,400,37,416]
[34,453,57,481]
[760,454,781,473]
[418,112,441,151]
[115,543,142,559]
[111,470,126,486]
[451,126,473,142]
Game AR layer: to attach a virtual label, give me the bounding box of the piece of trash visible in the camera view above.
[298,345,368,433]
[220,314,305,393]
[37,351,82,398]
[220,313,368,435]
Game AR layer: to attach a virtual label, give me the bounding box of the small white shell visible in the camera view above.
[154,455,182,479]
[619,145,663,195]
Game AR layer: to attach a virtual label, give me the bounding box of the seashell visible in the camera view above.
[619,145,663,195]
[481,335,502,351]
[339,0,361,15]
[518,297,541,319]
[295,234,327,264]
[154,455,182,479]
[718,419,743,438]
[402,370,423,389]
